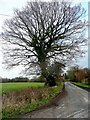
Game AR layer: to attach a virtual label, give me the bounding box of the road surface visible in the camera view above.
[13,82,89,118]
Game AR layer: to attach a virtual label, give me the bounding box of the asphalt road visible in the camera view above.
[13,82,89,118]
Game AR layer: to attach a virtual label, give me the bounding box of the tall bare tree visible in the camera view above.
[1,1,87,86]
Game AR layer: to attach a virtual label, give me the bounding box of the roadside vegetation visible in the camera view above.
[65,66,90,89]
[2,82,64,118]
[71,82,90,88]
[66,66,90,84]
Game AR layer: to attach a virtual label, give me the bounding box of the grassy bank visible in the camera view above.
[1,82,44,94]
[71,82,90,88]
[2,82,64,118]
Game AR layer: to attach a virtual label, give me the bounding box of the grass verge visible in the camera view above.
[2,82,64,118]
[71,82,90,88]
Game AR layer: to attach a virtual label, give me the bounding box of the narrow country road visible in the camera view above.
[13,82,89,118]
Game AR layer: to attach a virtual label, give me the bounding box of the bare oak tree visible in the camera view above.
[1,1,87,86]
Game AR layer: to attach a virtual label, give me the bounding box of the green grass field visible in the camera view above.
[71,82,90,88]
[1,82,44,94]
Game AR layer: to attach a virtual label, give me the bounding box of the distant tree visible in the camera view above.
[64,73,68,79]
[84,68,90,77]
[87,69,90,84]
[75,69,85,82]
[13,77,29,82]
[84,68,90,84]
[67,66,79,81]
[1,2,87,86]
[67,67,89,83]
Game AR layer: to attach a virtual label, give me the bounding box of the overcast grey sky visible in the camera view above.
[0,0,89,78]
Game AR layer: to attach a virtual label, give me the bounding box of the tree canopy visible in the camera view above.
[1,1,87,85]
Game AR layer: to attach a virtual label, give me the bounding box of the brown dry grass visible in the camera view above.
[2,87,44,108]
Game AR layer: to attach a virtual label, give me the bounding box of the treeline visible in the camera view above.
[1,77,29,83]
[66,66,90,84]
[1,76,46,83]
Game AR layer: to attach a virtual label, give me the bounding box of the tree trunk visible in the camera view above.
[40,61,56,86]
[45,75,57,86]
